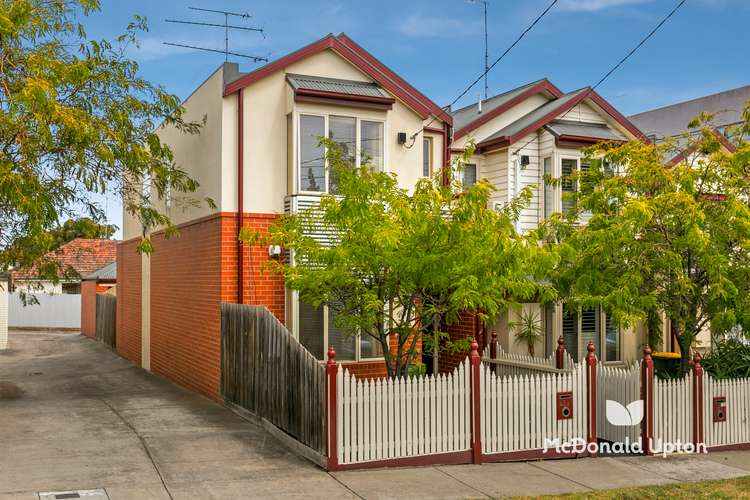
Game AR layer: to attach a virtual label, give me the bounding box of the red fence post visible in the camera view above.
[692,351,704,449]
[641,345,654,455]
[326,346,339,471]
[470,339,483,464]
[585,341,597,456]
[556,335,565,370]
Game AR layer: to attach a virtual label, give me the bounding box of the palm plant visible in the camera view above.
[510,309,544,357]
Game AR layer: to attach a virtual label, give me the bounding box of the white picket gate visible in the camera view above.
[653,376,693,451]
[336,360,471,465]
[479,363,587,454]
[703,374,750,448]
[597,362,641,445]
[484,341,575,377]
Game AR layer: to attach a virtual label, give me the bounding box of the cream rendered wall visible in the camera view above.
[240,48,445,213]
[423,131,445,179]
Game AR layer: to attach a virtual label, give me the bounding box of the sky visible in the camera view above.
[82,0,749,237]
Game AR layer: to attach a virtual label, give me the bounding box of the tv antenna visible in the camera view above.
[164,6,268,63]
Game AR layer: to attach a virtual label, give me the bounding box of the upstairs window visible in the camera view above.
[298,114,384,193]
[463,163,477,189]
[422,137,433,177]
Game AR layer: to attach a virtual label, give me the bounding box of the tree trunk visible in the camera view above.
[678,333,692,376]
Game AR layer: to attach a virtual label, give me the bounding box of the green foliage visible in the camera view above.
[510,308,544,356]
[701,337,750,379]
[49,218,116,247]
[538,104,750,374]
[0,0,207,279]
[249,139,552,377]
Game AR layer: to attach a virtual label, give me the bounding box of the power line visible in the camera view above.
[512,0,688,155]
[409,0,559,143]
[592,0,687,91]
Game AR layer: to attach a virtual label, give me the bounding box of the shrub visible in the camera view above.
[701,338,750,379]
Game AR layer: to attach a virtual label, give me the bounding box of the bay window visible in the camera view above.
[297,298,384,362]
[422,137,433,177]
[298,114,385,194]
[561,158,577,215]
[562,304,621,363]
[463,163,477,188]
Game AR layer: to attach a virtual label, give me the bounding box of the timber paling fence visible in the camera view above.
[221,303,326,455]
[94,294,116,348]
[219,304,750,470]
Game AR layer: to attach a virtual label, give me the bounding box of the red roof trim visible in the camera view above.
[224,33,450,125]
[554,134,627,147]
[453,80,563,141]
[476,136,510,154]
[335,34,452,124]
[586,90,649,143]
[666,128,737,167]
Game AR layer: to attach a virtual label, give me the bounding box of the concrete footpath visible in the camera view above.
[1,331,749,499]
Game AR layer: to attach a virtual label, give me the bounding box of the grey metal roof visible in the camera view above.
[629,85,750,141]
[286,73,389,98]
[450,79,548,131]
[480,88,590,143]
[545,120,624,141]
[83,261,116,281]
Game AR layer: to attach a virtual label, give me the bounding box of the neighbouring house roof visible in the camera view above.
[11,238,118,282]
[451,79,563,139]
[475,87,647,153]
[83,261,117,282]
[224,33,452,125]
[629,85,750,140]
[544,120,625,142]
[666,128,737,167]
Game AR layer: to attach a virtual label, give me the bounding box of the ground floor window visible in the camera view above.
[297,298,384,362]
[562,304,620,363]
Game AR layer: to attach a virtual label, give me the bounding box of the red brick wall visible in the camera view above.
[441,311,479,374]
[150,215,223,401]
[342,360,388,378]
[80,280,97,338]
[116,240,141,365]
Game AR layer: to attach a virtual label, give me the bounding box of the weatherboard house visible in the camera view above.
[117,33,669,402]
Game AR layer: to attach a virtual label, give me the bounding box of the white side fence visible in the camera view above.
[653,376,693,451]
[703,374,750,448]
[336,360,472,465]
[597,362,641,445]
[480,363,587,454]
[8,292,81,329]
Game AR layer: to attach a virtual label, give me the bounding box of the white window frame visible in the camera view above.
[422,136,433,178]
[291,290,385,362]
[296,112,387,195]
[561,304,621,363]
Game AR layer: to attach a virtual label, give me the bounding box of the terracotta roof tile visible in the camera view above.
[11,238,118,281]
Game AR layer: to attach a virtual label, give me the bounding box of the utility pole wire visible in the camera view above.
[512,0,688,155]
[409,0,559,143]
[592,0,687,91]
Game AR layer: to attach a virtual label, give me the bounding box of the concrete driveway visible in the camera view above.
[1,331,749,500]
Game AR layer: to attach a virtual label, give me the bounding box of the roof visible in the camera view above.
[286,73,389,98]
[629,85,750,140]
[545,120,625,142]
[475,87,648,152]
[83,261,117,282]
[224,33,452,125]
[451,79,562,138]
[11,238,118,281]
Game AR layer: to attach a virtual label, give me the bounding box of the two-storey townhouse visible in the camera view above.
[444,80,655,368]
[116,34,452,400]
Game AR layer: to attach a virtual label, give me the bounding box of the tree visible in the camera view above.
[1,0,209,281]
[248,140,553,377]
[49,217,116,247]
[510,308,544,357]
[539,105,750,373]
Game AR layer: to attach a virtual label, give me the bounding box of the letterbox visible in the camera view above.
[713,396,727,423]
[557,391,574,420]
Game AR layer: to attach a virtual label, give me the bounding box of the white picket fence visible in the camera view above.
[480,363,587,454]
[653,376,693,451]
[336,359,471,465]
[597,362,641,445]
[703,374,750,448]
[484,341,575,377]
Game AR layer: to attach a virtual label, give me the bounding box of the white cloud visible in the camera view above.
[397,15,480,38]
[558,0,654,12]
